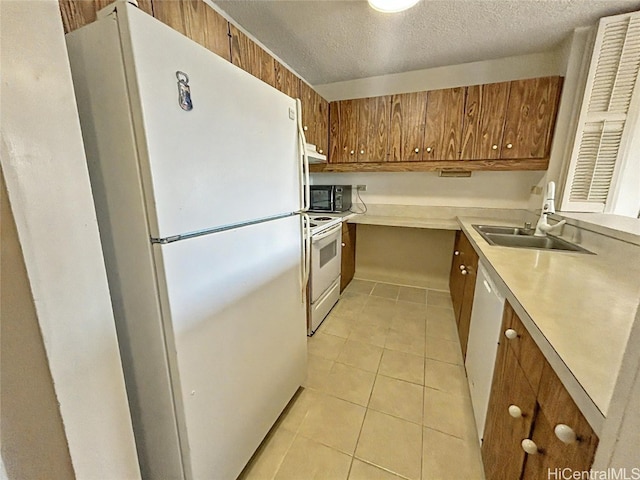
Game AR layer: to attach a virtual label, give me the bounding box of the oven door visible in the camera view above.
[309,186,334,212]
[310,223,342,303]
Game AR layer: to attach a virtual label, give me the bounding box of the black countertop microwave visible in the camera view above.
[309,185,352,213]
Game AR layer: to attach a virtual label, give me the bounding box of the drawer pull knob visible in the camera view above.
[505,329,518,340]
[521,439,539,455]
[414,147,420,153]
[454,250,460,256]
[508,405,523,418]
[461,269,468,275]
[341,242,346,247]
[459,265,466,270]
[554,424,578,444]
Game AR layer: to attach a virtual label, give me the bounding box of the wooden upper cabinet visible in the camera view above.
[461,82,510,160]
[501,76,562,159]
[229,24,275,87]
[153,0,230,61]
[330,100,359,163]
[424,87,465,161]
[274,61,299,99]
[358,96,390,162]
[59,0,153,33]
[300,82,329,155]
[389,91,428,161]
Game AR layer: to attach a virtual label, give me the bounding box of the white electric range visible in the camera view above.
[306,213,345,335]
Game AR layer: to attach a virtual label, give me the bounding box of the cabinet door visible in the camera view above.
[357,96,390,162]
[449,231,466,322]
[153,0,230,61]
[60,0,153,33]
[340,223,357,292]
[329,100,359,163]
[482,331,538,480]
[521,409,597,480]
[457,244,479,359]
[302,86,329,157]
[274,61,299,99]
[424,87,465,161]
[461,82,510,160]
[229,25,275,87]
[501,77,562,159]
[389,91,428,161]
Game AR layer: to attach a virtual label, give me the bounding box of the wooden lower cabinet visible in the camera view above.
[482,333,538,480]
[449,230,478,359]
[340,222,356,292]
[482,302,598,479]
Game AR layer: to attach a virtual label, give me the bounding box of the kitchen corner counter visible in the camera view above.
[457,217,640,434]
[343,204,528,230]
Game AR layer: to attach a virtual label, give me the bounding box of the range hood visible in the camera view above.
[305,143,327,164]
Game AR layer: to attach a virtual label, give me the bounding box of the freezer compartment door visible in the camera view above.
[118,4,301,239]
[154,215,306,479]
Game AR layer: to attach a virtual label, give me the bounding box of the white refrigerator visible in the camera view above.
[66,2,308,479]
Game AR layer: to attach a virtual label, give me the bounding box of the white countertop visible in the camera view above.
[338,204,640,432]
[457,217,640,432]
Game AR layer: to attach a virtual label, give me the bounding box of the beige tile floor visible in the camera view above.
[239,279,485,480]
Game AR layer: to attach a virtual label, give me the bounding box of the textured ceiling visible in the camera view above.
[212,0,640,85]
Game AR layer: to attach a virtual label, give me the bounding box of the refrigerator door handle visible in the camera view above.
[296,98,310,212]
[301,212,311,302]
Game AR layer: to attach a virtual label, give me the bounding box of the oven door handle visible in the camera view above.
[312,223,342,242]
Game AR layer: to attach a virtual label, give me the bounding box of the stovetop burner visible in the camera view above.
[313,216,332,221]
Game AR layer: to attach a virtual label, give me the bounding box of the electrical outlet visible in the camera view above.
[356,184,367,191]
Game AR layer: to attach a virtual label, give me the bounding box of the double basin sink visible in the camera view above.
[472,224,593,254]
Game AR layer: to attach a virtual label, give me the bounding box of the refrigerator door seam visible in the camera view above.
[150,212,297,244]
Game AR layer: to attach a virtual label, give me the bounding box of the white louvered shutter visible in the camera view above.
[561,12,640,212]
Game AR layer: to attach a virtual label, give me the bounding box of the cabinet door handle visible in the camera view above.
[521,439,539,455]
[414,147,420,153]
[461,269,468,275]
[492,144,498,150]
[504,329,518,340]
[303,125,308,131]
[508,405,523,418]
[426,147,433,153]
[360,149,365,155]
[459,265,466,270]
[341,242,346,247]
[506,143,513,149]
[554,424,578,444]
[454,250,460,256]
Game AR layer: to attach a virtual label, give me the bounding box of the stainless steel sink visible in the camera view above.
[474,225,533,236]
[472,224,593,254]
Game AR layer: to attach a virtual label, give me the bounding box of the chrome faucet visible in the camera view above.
[534,181,566,236]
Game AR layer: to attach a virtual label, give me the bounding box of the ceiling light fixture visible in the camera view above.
[368,0,420,13]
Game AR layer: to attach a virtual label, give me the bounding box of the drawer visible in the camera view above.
[502,302,546,394]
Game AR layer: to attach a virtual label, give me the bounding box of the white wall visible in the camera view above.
[315,51,564,101]
[0,1,140,478]
[313,171,545,209]
[312,50,563,209]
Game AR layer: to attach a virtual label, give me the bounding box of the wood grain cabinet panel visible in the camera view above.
[389,91,428,161]
[424,87,465,161]
[330,100,359,163]
[358,96,390,162]
[301,82,329,155]
[482,302,598,479]
[59,0,153,33]
[482,335,538,480]
[229,24,275,87]
[340,223,356,292]
[461,82,510,160]
[521,408,598,480]
[274,61,299,99]
[501,76,562,159]
[449,230,478,358]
